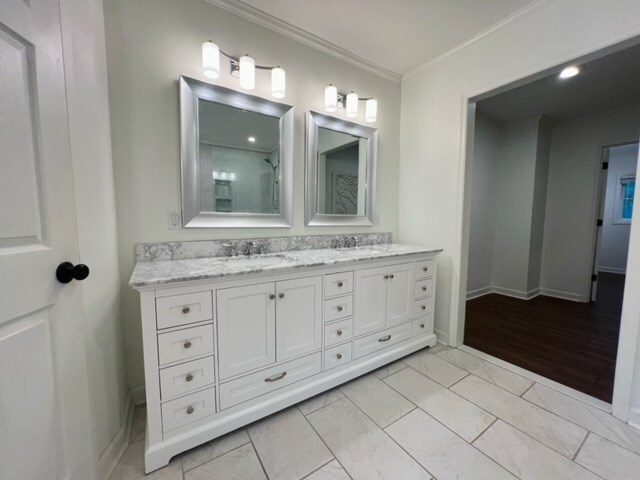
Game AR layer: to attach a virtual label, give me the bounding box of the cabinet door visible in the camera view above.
[276,276,323,362]
[217,283,276,379]
[386,263,414,326]
[354,266,388,336]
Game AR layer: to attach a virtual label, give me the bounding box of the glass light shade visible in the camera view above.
[220,171,228,180]
[324,84,338,113]
[365,98,378,122]
[229,172,237,181]
[239,55,255,90]
[212,170,219,180]
[346,92,358,118]
[202,41,220,79]
[271,67,286,98]
[559,65,580,79]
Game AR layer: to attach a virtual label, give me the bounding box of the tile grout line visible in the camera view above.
[298,458,336,480]
[247,429,273,480]
[519,382,535,398]
[297,406,353,480]
[469,417,499,444]
[181,438,252,473]
[572,431,590,461]
[300,390,345,416]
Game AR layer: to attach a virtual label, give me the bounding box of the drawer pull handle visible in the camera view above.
[421,305,426,310]
[278,293,285,299]
[185,374,194,382]
[422,286,427,291]
[337,329,343,336]
[423,267,429,272]
[269,294,276,300]
[186,406,194,415]
[337,281,344,287]
[184,341,192,349]
[389,274,394,279]
[420,323,425,329]
[383,275,389,279]
[182,306,190,314]
[337,305,343,312]
[265,371,287,383]
[378,334,392,343]
[336,353,343,359]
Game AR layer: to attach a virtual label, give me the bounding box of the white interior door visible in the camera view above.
[0,1,95,479]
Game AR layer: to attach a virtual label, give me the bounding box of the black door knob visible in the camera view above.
[56,262,90,284]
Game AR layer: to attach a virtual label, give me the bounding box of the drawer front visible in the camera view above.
[324,271,354,298]
[415,260,434,279]
[160,356,215,400]
[158,325,214,366]
[324,343,352,371]
[353,322,413,359]
[324,318,352,347]
[219,352,322,410]
[412,315,434,336]
[161,387,216,432]
[413,299,433,318]
[156,291,213,330]
[324,295,353,323]
[414,279,433,299]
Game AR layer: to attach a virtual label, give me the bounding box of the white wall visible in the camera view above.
[398,0,640,418]
[59,0,129,477]
[541,105,640,301]
[599,143,638,273]
[104,0,402,390]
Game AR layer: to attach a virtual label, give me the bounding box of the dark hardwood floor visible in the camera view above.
[464,273,625,402]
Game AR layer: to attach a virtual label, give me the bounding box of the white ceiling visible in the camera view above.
[222,0,535,75]
[477,42,640,123]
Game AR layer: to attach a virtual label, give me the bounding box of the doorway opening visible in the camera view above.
[462,43,640,403]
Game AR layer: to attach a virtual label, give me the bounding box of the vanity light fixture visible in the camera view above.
[323,84,377,122]
[201,41,286,98]
[247,136,256,143]
[559,65,580,79]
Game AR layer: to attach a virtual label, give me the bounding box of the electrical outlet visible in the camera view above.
[167,210,181,230]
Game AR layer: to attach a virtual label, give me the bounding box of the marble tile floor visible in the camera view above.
[110,346,640,480]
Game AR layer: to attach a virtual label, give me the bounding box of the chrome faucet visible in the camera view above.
[222,242,238,257]
[332,236,343,249]
[245,240,258,256]
[345,236,359,248]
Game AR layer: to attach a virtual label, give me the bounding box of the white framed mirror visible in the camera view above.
[180,76,293,228]
[305,111,378,226]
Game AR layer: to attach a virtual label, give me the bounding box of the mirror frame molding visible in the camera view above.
[305,111,378,226]
[180,75,294,228]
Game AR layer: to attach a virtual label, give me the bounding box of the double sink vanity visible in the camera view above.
[130,237,441,472]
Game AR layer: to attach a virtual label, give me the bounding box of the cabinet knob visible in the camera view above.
[269,294,276,300]
[186,406,194,415]
[182,306,190,314]
[337,329,343,336]
[383,275,389,279]
[185,373,194,382]
[421,305,426,310]
[337,281,344,287]
[336,353,343,360]
[389,274,395,279]
[423,267,429,272]
[337,305,343,312]
[278,293,285,299]
[422,286,427,291]
[184,341,192,349]
[420,323,425,329]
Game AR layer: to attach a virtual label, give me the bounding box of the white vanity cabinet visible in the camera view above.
[134,251,438,473]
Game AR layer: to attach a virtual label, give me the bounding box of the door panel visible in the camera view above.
[386,263,414,326]
[354,266,388,336]
[0,1,95,479]
[276,276,322,361]
[217,283,276,379]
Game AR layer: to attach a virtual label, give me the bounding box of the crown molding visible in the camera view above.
[206,0,401,83]
[404,0,545,80]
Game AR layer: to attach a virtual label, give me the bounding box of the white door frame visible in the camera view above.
[449,52,640,423]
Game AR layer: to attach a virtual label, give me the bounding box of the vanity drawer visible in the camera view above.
[324,343,352,371]
[156,291,213,330]
[414,279,433,299]
[415,260,434,279]
[413,299,433,318]
[161,387,216,432]
[219,352,321,410]
[412,315,434,336]
[157,324,214,366]
[324,272,354,298]
[353,322,413,359]
[324,295,353,323]
[324,317,352,347]
[160,356,215,400]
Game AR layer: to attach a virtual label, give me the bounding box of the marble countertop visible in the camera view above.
[129,243,442,289]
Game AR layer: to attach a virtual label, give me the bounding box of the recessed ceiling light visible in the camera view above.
[247,136,256,143]
[559,65,580,79]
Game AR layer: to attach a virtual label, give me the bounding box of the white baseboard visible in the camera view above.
[599,266,627,275]
[629,407,640,430]
[539,288,584,302]
[97,393,135,480]
[130,385,146,406]
[434,327,449,346]
[466,286,493,300]
[467,286,540,301]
